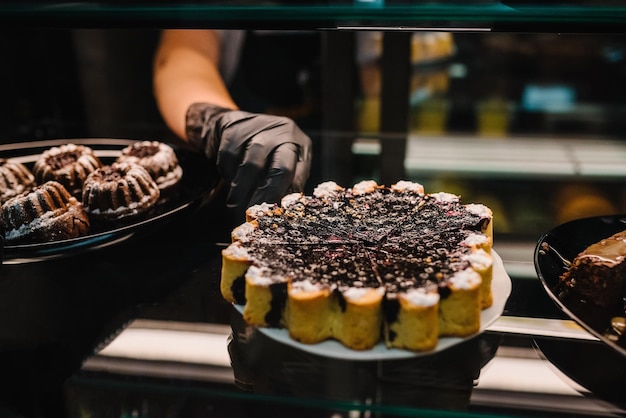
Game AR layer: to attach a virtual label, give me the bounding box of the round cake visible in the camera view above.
[1,180,90,244]
[33,144,103,197]
[221,180,494,352]
[0,158,36,203]
[81,162,160,222]
[116,141,183,192]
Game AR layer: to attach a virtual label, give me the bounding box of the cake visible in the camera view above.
[558,230,626,309]
[116,141,183,192]
[0,158,35,203]
[221,180,494,352]
[33,143,103,197]
[1,180,90,244]
[81,162,160,222]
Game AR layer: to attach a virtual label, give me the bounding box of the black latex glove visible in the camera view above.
[186,103,312,210]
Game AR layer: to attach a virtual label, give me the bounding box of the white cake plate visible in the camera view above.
[235,250,512,360]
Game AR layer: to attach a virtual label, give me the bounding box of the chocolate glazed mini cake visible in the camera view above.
[1,180,90,244]
[0,158,35,203]
[33,143,103,197]
[116,141,183,193]
[221,180,494,352]
[82,162,160,223]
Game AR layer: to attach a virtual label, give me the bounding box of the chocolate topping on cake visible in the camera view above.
[238,182,486,298]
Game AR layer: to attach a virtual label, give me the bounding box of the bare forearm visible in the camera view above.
[153,29,238,140]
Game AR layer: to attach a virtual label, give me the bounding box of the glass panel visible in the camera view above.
[352,31,626,243]
[2,2,626,30]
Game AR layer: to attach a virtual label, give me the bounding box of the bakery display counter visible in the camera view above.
[0,137,624,418]
[2,175,624,417]
[0,3,625,415]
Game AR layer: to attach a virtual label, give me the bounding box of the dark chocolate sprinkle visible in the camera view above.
[240,185,488,298]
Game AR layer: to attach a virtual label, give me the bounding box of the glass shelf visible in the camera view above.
[2,2,626,31]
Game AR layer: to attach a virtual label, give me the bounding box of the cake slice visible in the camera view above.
[559,230,626,308]
[221,242,253,305]
[438,269,482,337]
[284,279,334,344]
[384,288,440,351]
[283,243,384,350]
[464,248,494,309]
[243,265,288,327]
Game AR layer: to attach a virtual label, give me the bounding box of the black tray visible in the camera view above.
[534,215,626,358]
[0,138,216,263]
[533,336,626,408]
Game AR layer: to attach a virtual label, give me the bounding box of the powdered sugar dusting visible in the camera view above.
[290,279,323,293]
[281,192,304,208]
[245,265,277,286]
[247,202,276,219]
[465,203,492,218]
[430,192,460,203]
[462,233,489,248]
[449,269,481,289]
[391,180,424,194]
[464,249,492,270]
[232,222,256,241]
[401,288,440,307]
[353,180,378,195]
[313,181,343,198]
[223,242,251,260]
[343,286,384,302]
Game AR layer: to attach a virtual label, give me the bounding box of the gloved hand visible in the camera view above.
[186,103,312,210]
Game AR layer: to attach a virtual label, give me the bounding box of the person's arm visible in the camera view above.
[152,29,312,211]
[153,29,237,140]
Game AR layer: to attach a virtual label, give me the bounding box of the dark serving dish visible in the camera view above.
[534,215,626,357]
[533,336,626,408]
[0,138,217,263]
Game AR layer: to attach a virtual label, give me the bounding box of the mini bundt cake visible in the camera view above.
[0,158,35,203]
[82,162,160,222]
[116,141,183,191]
[33,143,103,197]
[1,180,90,244]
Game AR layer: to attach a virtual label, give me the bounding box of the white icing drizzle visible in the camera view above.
[449,269,481,289]
[401,288,440,307]
[391,180,424,194]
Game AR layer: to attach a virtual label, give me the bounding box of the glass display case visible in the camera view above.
[0,2,625,418]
